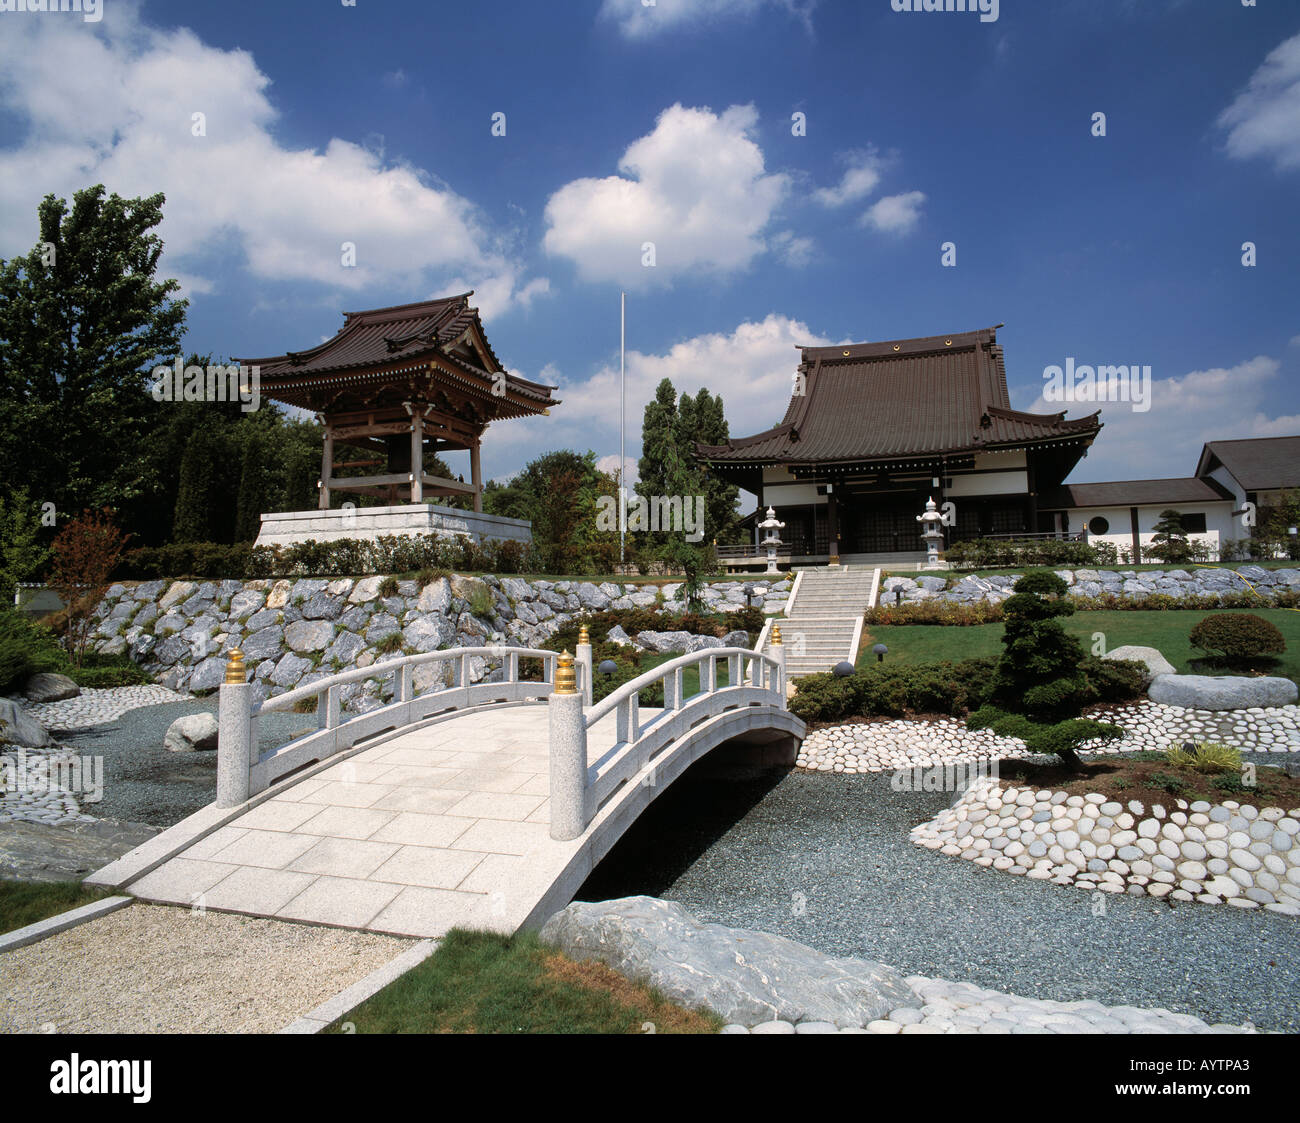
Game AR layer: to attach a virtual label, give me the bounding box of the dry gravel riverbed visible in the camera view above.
[0,903,410,1033]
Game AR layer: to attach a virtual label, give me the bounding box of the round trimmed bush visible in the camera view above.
[1189,612,1285,660]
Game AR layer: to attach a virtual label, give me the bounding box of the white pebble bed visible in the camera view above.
[912,779,1300,915]
[0,746,97,826]
[22,683,190,729]
[721,976,1258,1034]
[797,701,1300,773]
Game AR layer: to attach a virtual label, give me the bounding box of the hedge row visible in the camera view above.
[114,535,542,580]
[943,538,1119,570]
[864,587,1300,626]
[788,655,1147,724]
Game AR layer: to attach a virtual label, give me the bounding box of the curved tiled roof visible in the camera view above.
[236,293,557,416]
[697,327,1099,466]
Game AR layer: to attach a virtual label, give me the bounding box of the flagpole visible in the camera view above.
[619,290,626,570]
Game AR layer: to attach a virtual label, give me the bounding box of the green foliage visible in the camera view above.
[1165,741,1242,774]
[944,537,1123,569]
[969,570,1125,769]
[1149,770,1191,796]
[790,657,998,722]
[0,489,50,605]
[416,568,450,587]
[378,576,400,598]
[1189,612,1285,661]
[1146,509,1194,563]
[866,599,1005,626]
[0,186,187,515]
[498,449,618,575]
[0,608,68,694]
[467,585,495,618]
[375,632,404,654]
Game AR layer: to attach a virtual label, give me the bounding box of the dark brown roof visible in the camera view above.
[1040,477,1235,510]
[236,293,557,418]
[1195,436,1300,491]
[696,327,1100,467]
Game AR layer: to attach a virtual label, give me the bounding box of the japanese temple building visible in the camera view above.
[697,327,1103,566]
[239,294,558,547]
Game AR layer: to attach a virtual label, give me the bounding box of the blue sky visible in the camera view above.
[1,0,1297,497]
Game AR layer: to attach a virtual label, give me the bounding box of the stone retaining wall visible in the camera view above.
[885,565,1300,605]
[88,574,791,707]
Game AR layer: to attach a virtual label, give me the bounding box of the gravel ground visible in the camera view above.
[0,903,411,1034]
[579,756,1300,1033]
[50,698,315,828]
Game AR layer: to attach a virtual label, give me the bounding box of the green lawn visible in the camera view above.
[634,652,733,696]
[327,928,721,1034]
[0,880,114,936]
[858,608,1300,687]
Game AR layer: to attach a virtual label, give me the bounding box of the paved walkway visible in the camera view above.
[125,704,615,937]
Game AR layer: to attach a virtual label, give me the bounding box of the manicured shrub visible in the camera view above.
[0,608,69,694]
[789,657,998,723]
[1078,656,1147,704]
[965,571,1123,770]
[1189,613,1285,661]
[865,600,1005,626]
[944,537,1118,570]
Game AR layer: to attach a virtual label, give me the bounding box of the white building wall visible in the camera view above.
[1071,502,1236,559]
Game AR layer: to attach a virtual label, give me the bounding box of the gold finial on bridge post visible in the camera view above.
[554,650,577,695]
[578,625,590,646]
[771,624,783,646]
[224,648,247,684]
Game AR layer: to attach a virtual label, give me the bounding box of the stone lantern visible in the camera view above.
[916,496,946,568]
[758,505,786,575]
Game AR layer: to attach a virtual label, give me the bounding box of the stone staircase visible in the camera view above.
[761,567,880,678]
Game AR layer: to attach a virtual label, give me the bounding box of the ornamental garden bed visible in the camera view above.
[997,753,1300,812]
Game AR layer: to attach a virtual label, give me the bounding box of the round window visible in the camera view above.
[1088,516,1110,536]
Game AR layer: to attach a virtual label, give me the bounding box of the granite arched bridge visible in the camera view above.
[88,635,804,936]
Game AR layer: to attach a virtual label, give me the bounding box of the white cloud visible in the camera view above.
[495,313,836,479]
[542,103,791,288]
[771,230,815,267]
[599,0,816,39]
[1022,355,1300,481]
[0,8,545,311]
[1218,31,1300,171]
[813,151,884,207]
[860,191,926,234]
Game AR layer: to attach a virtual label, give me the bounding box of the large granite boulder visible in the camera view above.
[284,619,334,653]
[540,896,919,1028]
[1102,645,1176,685]
[1148,673,1298,711]
[0,698,53,747]
[23,673,80,703]
[164,712,219,752]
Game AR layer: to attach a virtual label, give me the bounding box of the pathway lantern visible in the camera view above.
[758,506,786,575]
[599,659,618,679]
[833,660,855,677]
[743,582,755,607]
[872,643,888,663]
[916,496,945,568]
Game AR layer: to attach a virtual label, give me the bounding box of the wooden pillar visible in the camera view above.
[1130,506,1141,563]
[319,427,333,510]
[471,438,482,514]
[410,412,424,504]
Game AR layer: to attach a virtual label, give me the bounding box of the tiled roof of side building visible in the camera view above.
[1196,436,1300,492]
[697,326,1100,465]
[1039,477,1236,510]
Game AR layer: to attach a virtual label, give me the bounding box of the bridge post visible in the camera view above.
[771,624,786,704]
[217,649,253,809]
[548,651,587,841]
[576,625,593,708]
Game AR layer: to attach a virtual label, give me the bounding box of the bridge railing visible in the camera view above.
[547,643,787,841]
[216,644,569,807]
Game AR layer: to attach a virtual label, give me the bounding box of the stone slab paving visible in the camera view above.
[123,704,626,937]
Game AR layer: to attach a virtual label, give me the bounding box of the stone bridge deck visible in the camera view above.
[123,705,610,937]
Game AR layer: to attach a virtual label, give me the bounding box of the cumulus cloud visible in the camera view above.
[1021,355,1300,480]
[494,313,836,479]
[813,151,885,208]
[1218,31,1300,171]
[0,8,546,311]
[542,103,791,287]
[860,191,927,234]
[599,0,817,39]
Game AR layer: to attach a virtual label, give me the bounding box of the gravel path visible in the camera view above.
[0,904,410,1034]
[579,761,1300,1033]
